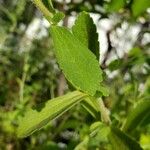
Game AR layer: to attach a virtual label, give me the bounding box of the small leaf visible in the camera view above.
[90,121,110,138]
[90,121,102,134]
[108,59,123,71]
[72,12,99,60]
[128,47,145,65]
[97,85,109,97]
[75,136,89,150]
[131,0,150,17]
[106,0,125,12]
[140,134,150,149]
[52,12,65,24]
[109,127,143,150]
[50,26,103,96]
[122,100,150,133]
[17,91,87,138]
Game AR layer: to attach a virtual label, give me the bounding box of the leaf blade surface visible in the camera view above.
[109,127,143,150]
[17,91,87,137]
[122,100,150,133]
[51,26,103,96]
[72,12,99,60]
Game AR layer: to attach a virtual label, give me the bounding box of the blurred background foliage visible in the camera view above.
[0,0,150,149]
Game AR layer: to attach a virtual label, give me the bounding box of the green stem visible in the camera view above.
[19,72,26,102]
[96,98,111,125]
[19,54,29,102]
[32,0,53,23]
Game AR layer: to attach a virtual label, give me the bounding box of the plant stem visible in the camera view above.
[19,55,29,102]
[96,98,111,125]
[19,72,26,102]
[32,0,53,23]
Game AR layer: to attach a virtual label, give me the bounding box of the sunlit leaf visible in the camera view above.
[50,26,103,96]
[17,91,87,137]
[75,136,89,150]
[140,134,150,149]
[72,12,99,60]
[106,0,125,12]
[131,0,150,17]
[90,121,110,138]
[52,12,65,24]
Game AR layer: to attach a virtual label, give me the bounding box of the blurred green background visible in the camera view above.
[0,0,150,149]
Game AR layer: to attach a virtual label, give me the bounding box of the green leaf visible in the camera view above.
[72,12,99,60]
[97,84,109,97]
[108,59,123,71]
[17,91,87,138]
[140,134,150,149]
[128,47,145,65]
[75,136,89,150]
[109,127,143,150]
[131,0,150,17]
[106,0,125,12]
[52,12,65,24]
[50,26,103,96]
[122,100,150,133]
[90,121,103,134]
[90,121,110,138]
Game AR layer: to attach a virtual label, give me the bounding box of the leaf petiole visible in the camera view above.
[32,0,54,23]
[96,98,111,125]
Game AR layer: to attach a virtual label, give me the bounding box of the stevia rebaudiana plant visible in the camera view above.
[16,1,150,149]
[1,0,149,149]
